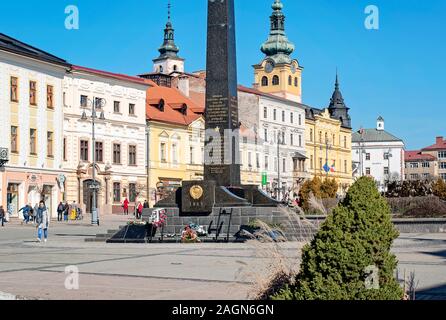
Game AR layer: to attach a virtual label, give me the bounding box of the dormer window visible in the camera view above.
[158,99,165,112]
[261,76,268,86]
[159,66,163,73]
[272,75,280,86]
[180,104,187,115]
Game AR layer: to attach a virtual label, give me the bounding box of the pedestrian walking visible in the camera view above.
[137,202,143,219]
[63,202,69,221]
[33,203,39,223]
[0,205,5,227]
[57,202,64,222]
[36,200,50,243]
[123,198,129,215]
[18,204,32,224]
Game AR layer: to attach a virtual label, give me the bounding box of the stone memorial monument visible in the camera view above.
[154,0,279,217]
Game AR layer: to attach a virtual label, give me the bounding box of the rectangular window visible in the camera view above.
[47,132,53,157]
[172,144,178,164]
[319,158,323,169]
[366,153,371,161]
[47,85,54,109]
[422,162,430,168]
[11,126,18,153]
[248,152,252,167]
[265,156,269,170]
[290,134,294,146]
[299,135,302,147]
[384,167,389,175]
[274,158,278,172]
[282,111,285,122]
[128,145,137,166]
[423,173,430,179]
[95,142,103,162]
[366,167,371,175]
[30,129,37,155]
[160,143,166,162]
[439,151,446,159]
[129,183,137,203]
[440,162,446,170]
[282,132,285,145]
[263,107,267,119]
[190,147,195,164]
[273,109,277,121]
[129,103,135,115]
[80,140,89,161]
[344,136,347,148]
[113,183,121,202]
[63,92,67,107]
[263,129,268,143]
[113,144,121,164]
[290,112,294,124]
[283,158,286,172]
[94,97,102,109]
[441,173,446,181]
[114,101,120,113]
[310,129,313,142]
[310,155,314,169]
[29,81,37,106]
[299,114,302,126]
[410,174,420,180]
[344,160,348,173]
[80,95,88,107]
[10,77,19,102]
[256,153,260,169]
[410,162,419,168]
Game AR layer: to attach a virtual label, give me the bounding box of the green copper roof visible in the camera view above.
[156,2,181,60]
[260,0,295,64]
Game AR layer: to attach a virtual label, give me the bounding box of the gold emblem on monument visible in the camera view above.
[190,185,204,200]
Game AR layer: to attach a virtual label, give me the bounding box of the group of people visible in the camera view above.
[0,201,50,242]
[56,201,83,222]
[124,199,149,219]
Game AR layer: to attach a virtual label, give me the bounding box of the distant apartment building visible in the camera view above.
[352,117,405,191]
[405,137,446,181]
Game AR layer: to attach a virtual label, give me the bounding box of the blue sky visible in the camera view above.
[1,0,445,150]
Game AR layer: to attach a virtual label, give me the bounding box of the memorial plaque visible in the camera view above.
[204,0,241,187]
[182,181,216,214]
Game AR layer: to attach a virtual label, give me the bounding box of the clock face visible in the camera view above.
[265,61,274,73]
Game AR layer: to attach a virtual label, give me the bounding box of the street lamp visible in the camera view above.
[81,97,106,226]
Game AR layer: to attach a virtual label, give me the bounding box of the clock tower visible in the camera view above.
[253,0,302,103]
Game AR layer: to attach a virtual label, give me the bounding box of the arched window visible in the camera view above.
[159,66,163,73]
[294,77,298,87]
[261,76,268,86]
[288,76,292,86]
[272,75,280,86]
[173,65,178,72]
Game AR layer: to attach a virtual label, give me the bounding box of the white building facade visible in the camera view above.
[0,34,70,218]
[352,117,405,191]
[238,86,307,199]
[63,66,151,214]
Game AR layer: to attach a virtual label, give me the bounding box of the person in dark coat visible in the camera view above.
[0,205,5,227]
[57,202,64,222]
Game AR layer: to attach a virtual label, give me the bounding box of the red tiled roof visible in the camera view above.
[422,137,446,151]
[405,151,437,162]
[146,84,203,126]
[72,65,154,86]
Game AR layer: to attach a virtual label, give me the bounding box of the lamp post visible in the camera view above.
[81,97,106,226]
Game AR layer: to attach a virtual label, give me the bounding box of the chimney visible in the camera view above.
[177,75,190,97]
[436,136,444,145]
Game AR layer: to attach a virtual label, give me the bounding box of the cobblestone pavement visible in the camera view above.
[0,216,444,300]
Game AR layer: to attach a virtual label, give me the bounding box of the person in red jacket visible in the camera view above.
[137,202,143,219]
[123,198,129,215]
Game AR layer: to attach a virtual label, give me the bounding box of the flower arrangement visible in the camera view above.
[127,220,148,226]
[153,210,167,228]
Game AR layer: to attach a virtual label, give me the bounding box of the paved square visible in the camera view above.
[0,216,445,300]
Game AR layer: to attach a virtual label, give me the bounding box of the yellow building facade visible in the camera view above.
[305,108,353,192]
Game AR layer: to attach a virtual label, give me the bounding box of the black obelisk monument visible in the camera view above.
[204,0,241,187]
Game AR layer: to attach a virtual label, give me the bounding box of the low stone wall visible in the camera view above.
[304,215,446,233]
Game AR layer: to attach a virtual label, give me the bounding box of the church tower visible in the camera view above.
[254,0,303,103]
[153,1,185,75]
[328,73,352,129]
